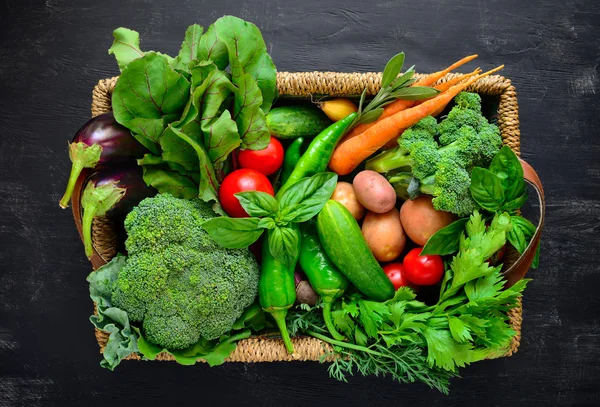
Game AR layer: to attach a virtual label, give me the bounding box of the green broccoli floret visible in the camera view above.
[366,116,439,178]
[111,194,260,350]
[454,91,482,111]
[419,157,478,217]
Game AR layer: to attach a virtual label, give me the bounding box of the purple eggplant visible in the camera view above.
[59,112,148,208]
[81,166,155,258]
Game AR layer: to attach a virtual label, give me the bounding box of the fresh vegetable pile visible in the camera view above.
[60,16,542,393]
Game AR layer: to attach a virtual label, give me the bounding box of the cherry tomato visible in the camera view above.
[219,169,274,217]
[403,247,444,286]
[383,263,410,290]
[237,136,284,176]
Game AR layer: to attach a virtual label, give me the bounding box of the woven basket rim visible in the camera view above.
[84,71,523,363]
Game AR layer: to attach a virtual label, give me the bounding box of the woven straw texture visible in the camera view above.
[87,71,523,363]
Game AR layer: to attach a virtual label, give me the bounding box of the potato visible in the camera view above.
[352,170,396,213]
[331,181,366,220]
[361,208,406,262]
[399,195,455,246]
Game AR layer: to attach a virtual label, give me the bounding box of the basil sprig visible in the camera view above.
[202,172,337,267]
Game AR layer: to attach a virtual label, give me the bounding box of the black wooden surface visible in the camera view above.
[1,0,599,405]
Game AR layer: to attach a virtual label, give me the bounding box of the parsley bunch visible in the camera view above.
[288,210,528,393]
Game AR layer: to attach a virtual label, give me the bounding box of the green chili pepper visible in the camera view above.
[258,227,301,354]
[299,223,349,341]
[276,112,357,198]
[280,137,305,185]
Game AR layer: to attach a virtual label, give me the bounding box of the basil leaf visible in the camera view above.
[390,86,439,100]
[171,24,204,72]
[257,217,277,230]
[235,191,279,217]
[278,172,338,223]
[202,217,264,249]
[381,52,405,89]
[489,146,527,210]
[112,52,190,153]
[108,27,145,72]
[470,167,504,212]
[506,220,527,254]
[421,218,469,256]
[268,226,300,268]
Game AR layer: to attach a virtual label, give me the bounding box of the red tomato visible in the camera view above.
[237,136,284,176]
[403,247,445,286]
[219,169,274,218]
[383,263,410,290]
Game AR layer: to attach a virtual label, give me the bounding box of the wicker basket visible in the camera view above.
[77,71,529,363]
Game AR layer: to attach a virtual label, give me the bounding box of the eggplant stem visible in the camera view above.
[270,309,294,354]
[59,162,84,208]
[81,200,99,259]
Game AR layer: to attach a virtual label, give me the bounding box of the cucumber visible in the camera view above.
[266,105,333,139]
[316,200,395,302]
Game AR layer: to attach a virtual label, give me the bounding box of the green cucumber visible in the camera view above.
[266,105,333,139]
[316,200,395,302]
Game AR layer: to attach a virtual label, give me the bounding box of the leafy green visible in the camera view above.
[112,52,191,155]
[108,28,145,72]
[171,24,204,72]
[267,225,300,268]
[108,17,277,201]
[87,255,139,370]
[212,16,277,112]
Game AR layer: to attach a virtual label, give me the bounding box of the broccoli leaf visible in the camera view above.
[87,255,139,371]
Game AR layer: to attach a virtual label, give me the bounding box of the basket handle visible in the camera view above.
[501,159,545,288]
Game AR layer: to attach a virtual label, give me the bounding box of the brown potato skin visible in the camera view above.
[399,195,455,246]
[352,170,396,214]
[331,181,366,220]
[361,208,406,262]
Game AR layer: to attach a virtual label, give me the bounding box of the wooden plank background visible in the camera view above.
[0,0,598,405]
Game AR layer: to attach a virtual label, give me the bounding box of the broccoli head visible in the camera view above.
[111,194,260,350]
[419,157,478,217]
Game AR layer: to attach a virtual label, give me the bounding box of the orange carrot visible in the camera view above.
[329,66,504,175]
[341,54,479,143]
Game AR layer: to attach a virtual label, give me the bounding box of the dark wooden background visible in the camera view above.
[1,0,599,405]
